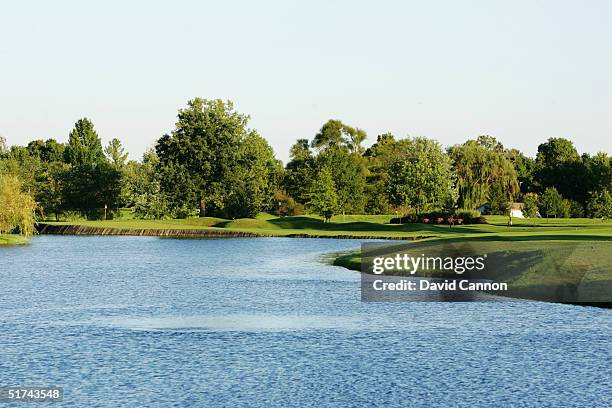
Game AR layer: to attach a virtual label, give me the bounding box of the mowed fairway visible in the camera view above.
[321,215,612,305]
[40,213,612,240]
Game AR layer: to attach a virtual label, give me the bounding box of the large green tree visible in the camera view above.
[156,98,247,217]
[587,190,612,218]
[538,187,566,218]
[3,140,66,219]
[27,139,65,162]
[317,145,367,215]
[522,192,539,218]
[311,119,367,153]
[585,152,612,193]
[0,146,41,193]
[284,139,317,204]
[224,132,282,218]
[506,148,536,193]
[61,118,122,219]
[64,118,105,166]
[535,137,587,204]
[156,98,278,218]
[124,150,171,219]
[387,137,456,215]
[308,167,338,222]
[36,161,69,220]
[364,133,398,214]
[62,162,122,219]
[286,121,368,214]
[105,138,128,169]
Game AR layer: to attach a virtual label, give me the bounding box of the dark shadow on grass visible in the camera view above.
[267,216,490,234]
[358,240,612,306]
[268,217,408,232]
[439,234,612,243]
[488,222,612,229]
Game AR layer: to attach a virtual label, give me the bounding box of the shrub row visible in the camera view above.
[390,209,487,225]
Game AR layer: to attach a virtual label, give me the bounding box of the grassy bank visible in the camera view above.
[329,217,612,305]
[39,213,612,240]
[0,234,28,245]
[39,214,432,239]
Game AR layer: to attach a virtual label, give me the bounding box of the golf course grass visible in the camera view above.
[39,213,612,240]
[323,215,612,306]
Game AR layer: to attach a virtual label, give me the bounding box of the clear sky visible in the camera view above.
[1,0,611,163]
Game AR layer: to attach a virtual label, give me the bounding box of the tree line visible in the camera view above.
[1,97,611,231]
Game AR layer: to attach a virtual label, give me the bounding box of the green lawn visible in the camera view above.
[0,234,28,245]
[322,215,612,305]
[41,213,612,240]
[337,237,612,304]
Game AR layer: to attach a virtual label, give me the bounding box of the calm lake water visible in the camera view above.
[1,236,611,407]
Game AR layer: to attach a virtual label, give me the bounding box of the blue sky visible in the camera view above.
[1,0,611,163]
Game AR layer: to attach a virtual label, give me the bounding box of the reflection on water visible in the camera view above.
[104,314,368,332]
[1,236,611,407]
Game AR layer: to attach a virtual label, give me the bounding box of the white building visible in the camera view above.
[509,202,525,218]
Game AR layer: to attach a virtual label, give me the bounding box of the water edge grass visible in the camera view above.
[0,234,28,245]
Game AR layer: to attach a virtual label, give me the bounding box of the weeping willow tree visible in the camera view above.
[448,136,519,210]
[0,174,37,237]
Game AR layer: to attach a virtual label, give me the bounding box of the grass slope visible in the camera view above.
[326,216,612,305]
[41,213,612,240]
